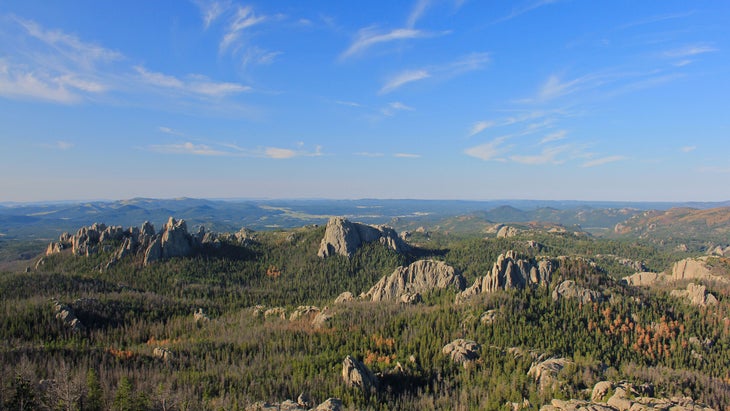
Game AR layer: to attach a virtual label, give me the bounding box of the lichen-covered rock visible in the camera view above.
[552,280,602,304]
[459,251,552,301]
[363,260,465,302]
[342,355,378,392]
[317,217,409,258]
[442,339,480,366]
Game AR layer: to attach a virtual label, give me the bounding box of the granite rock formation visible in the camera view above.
[458,251,552,301]
[362,260,466,302]
[317,217,409,258]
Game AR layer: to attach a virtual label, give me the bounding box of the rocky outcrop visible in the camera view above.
[342,355,378,393]
[442,339,480,367]
[194,308,210,322]
[497,225,520,238]
[543,381,713,411]
[459,251,552,301]
[671,257,727,283]
[153,346,174,361]
[670,283,718,307]
[44,217,204,268]
[334,291,355,304]
[362,260,466,302]
[528,357,572,392]
[52,299,84,332]
[552,280,602,304]
[622,271,665,287]
[317,217,409,258]
[245,397,343,411]
[480,309,500,325]
[290,306,321,321]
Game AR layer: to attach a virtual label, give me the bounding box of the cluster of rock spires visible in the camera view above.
[246,397,343,411]
[44,217,217,268]
[458,251,553,301]
[317,217,409,258]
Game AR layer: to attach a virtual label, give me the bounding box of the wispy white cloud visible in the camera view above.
[265,145,323,159]
[663,44,717,58]
[0,63,83,103]
[219,5,267,53]
[341,27,441,60]
[464,136,511,161]
[617,11,696,31]
[380,70,431,94]
[394,153,421,158]
[510,145,569,165]
[194,0,229,29]
[493,0,561,24]
[149,141,229,156]
[355,152,385,157]
[135,66,251,97]
[240,46,281,68]
[381,101,415,116]
[680,145,696,153]
[407,0,432,28]
[581,155,626,167]
[468,121,494,137]
[540,130,567,144]
[380,52,488,94]
[335,100,364,108]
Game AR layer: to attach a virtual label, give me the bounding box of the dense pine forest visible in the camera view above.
[1,218,730,410]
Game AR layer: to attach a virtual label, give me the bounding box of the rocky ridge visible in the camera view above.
[317,217,409,258]
[44,217,219,268]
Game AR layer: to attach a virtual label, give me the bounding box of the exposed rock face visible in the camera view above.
[245,398,343,411]
[44,217,204,268]
[194,308,210,322]
[399,292,422,304]
[160,217,192,259]
[334,291,355,304]
[528,357,572,392]
[317,217,409,258]
[622,271,665,287]
[459,251,552,301]
[497,225,520,238]
[153,346,174,361]
[480,309,500,325]
[672,257,727,283]
[52,299,84,332]
[311,310,333,329]
[670,283,718,307]
[290,306,320,321]
[442,339,480,366]
[342,355,378,393]
[552,280,602,304]
[363,260,466,302]
[543,381,713,411]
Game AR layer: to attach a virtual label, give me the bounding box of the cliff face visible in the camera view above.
[317,217,409,258]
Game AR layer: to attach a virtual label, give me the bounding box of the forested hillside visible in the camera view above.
[1,217,729,410]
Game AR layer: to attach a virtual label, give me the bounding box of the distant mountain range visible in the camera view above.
[1,197,729,241]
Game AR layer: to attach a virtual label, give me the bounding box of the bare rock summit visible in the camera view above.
[317,217,409,258]
[363,259,466,302]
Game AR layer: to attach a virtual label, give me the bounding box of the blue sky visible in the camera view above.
[0,0,728,202]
